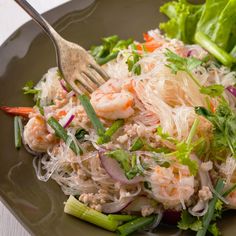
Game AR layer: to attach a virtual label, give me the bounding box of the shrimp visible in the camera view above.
[149,162,195,209]
[23,116,56,152]
[90,78,135,120]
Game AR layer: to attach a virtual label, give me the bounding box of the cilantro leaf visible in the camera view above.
[178,211,202,231]
[22,80,40,95]
[157,118,199,175]
[107,149,142,180]
[165,48,202,74]
[208,223,220,236]
[175,141,198,176]
[200,84,224,97]
[195,103,236,157]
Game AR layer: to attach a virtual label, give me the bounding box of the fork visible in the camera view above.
[14,0,109,95]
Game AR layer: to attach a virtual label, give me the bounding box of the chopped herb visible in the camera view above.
[200,84,224,97]
[195,102,236,157]
[178,210,202,231]
[97,119,124,144]
[158,118,200,175]
[47,117,82,155]
[165,48,202,87]
[107,149,143,180]
[22,80,40,95]
[130,137,144,151]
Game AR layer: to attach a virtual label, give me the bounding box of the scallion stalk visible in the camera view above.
[64,196,118,231]
[195,31,235,67]
[108,214,138,222]
[97,119,124,144]
[47,117,82,155]
[14,116,22,149]
[130,137,144,151]
[117,215,155,236]
[78,94,105,136]
[196,179,225,236]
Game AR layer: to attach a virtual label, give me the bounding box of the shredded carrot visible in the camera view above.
[0,106,33,117]
[136,41,163,53]
[209,101,216,113]
[143,32,154,42]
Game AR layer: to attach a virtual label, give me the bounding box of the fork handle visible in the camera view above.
[14,0,61,46]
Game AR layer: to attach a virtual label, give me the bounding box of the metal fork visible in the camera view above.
[14,0,109,95]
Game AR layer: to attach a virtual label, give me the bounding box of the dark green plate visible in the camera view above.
[0,0,235,235]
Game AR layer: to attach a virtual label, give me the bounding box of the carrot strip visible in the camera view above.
[0,106,33,117]
[143,33,154,42]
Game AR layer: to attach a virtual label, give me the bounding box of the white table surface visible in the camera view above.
[0,1,69,235]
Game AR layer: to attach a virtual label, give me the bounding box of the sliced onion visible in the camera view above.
[148,211,163,230]
[123,196,157,212]
[102,198,133,213]
[59,110,75,128]
[189,201,209,217]
[227,86,236,97]
[60,79,69,92]
[99,151,143,185]
[63,115,75,128]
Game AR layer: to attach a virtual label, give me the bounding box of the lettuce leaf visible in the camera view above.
[160,0,203,43]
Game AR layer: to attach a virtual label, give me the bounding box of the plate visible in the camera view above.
[0,0,235,235]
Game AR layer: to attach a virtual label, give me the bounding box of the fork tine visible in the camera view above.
[82,70,103,87]
[75,75,95,94]
[70,81,85,95]
[80,73,99,92]
[89,63,110,82]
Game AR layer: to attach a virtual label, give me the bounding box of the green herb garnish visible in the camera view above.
[47,117,82,155]
[22,80,40,95]
[195,102,236,157]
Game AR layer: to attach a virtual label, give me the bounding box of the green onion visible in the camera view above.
[196,179,225,236]
[47,117,82,155]
[223,183,236,197]
[97,119,124,144]
[64,196,118,231]
[195,31,235,67]
[108,214,138,222]
[78,94,105,136]
[14,116,23,149]
[130,138,144,151]
[117,215,155,236]
[186,117,200,147]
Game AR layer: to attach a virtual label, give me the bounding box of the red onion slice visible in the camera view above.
[123,196,157,212]
[63,115,75,128]
[227,86,236,97]
[102,198,133,213]
[60,79,69,92]
[99,151,143,185]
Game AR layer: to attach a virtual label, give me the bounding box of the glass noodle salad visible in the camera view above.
[1,1,236,235]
